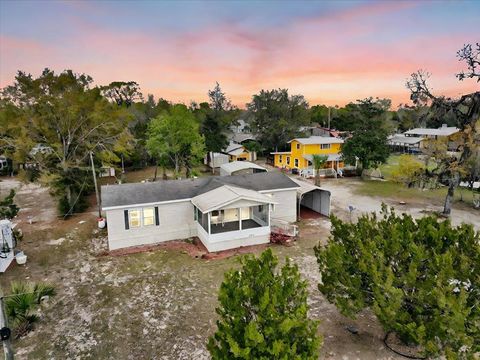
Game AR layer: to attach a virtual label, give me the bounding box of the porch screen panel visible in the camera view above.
[199,211,209,232]
[252,205,268,226]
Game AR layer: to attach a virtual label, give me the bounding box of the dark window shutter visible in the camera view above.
[154,207,159,226]
[124,210,129,230]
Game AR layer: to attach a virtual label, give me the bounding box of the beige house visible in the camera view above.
[101,172,301,252]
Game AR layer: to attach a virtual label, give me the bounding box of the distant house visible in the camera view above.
[271,136,344,172]
[404,125,459,139]
[230,118,250,134]
[101,172,304,252]
[220,161,267,176]
[225,142,256,162]
[228,118,257,144]
[387,134,423,154]
[393,125,460,152]
[300,126,342,138]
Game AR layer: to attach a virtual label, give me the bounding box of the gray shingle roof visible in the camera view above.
[101,171,299,209]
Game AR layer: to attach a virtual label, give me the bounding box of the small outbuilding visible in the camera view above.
[220,161,267,176]
[205,152,230,169]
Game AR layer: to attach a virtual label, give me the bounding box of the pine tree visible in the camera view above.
[208,249,322,359]
[314,206,480,359]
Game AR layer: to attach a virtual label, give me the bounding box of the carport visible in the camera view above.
[291,178,331,219]
[220,161,267,176]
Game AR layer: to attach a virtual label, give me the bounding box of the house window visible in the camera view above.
[143,207,155,226]
[286,157,290,165]
[294,158,299,167]
[321,144,331,150]
[279,155,283,162]
[296,143,300,150]
[129,209,141,228]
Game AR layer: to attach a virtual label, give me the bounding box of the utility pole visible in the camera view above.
[89,151,101,218]
[0,289,14,360]
[328,107,331,130]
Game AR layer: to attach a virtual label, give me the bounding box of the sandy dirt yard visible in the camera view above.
[316,177,480,230]
[0,175,478,359]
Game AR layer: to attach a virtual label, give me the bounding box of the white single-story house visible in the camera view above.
[404,125,459,138]
[220,161,267,176]
[404,125,460,151]
[101,172,328,252]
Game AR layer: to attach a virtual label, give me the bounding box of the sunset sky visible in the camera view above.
[1,0,479,108]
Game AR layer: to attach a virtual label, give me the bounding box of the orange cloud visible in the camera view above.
[0,1,478,108]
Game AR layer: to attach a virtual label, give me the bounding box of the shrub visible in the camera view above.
[0,189,19,220]
[4,282,56,338]
[208,249,321,359]
[314,206,479,359]
[390,154,425,186]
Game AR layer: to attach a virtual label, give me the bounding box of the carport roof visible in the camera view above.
[290,178,331,197]
[191,185,275,213]
[220,161,266,174]
[101,171,299,209]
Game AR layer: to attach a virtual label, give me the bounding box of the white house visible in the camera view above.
[101,172,308,252]
[403,125,460,151]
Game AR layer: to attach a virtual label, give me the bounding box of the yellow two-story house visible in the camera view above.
[271,136,344,171]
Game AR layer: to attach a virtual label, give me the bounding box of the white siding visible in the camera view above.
[265,189,297,222]
[106,201,196,250]
[197,223,270,252]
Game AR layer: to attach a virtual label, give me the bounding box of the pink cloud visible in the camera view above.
[1,1,478,108]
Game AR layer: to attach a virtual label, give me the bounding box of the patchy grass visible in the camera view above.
[356,179,476,206]
[378,154,403,179]
[378,154,439,181]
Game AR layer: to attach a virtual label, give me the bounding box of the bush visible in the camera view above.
[390,155,425,186]
[0,189,19,219]
[4,282,56,338]
[208,249,321,359]
[314,206,479,359]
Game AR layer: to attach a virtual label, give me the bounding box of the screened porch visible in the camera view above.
[194,204,270,235]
